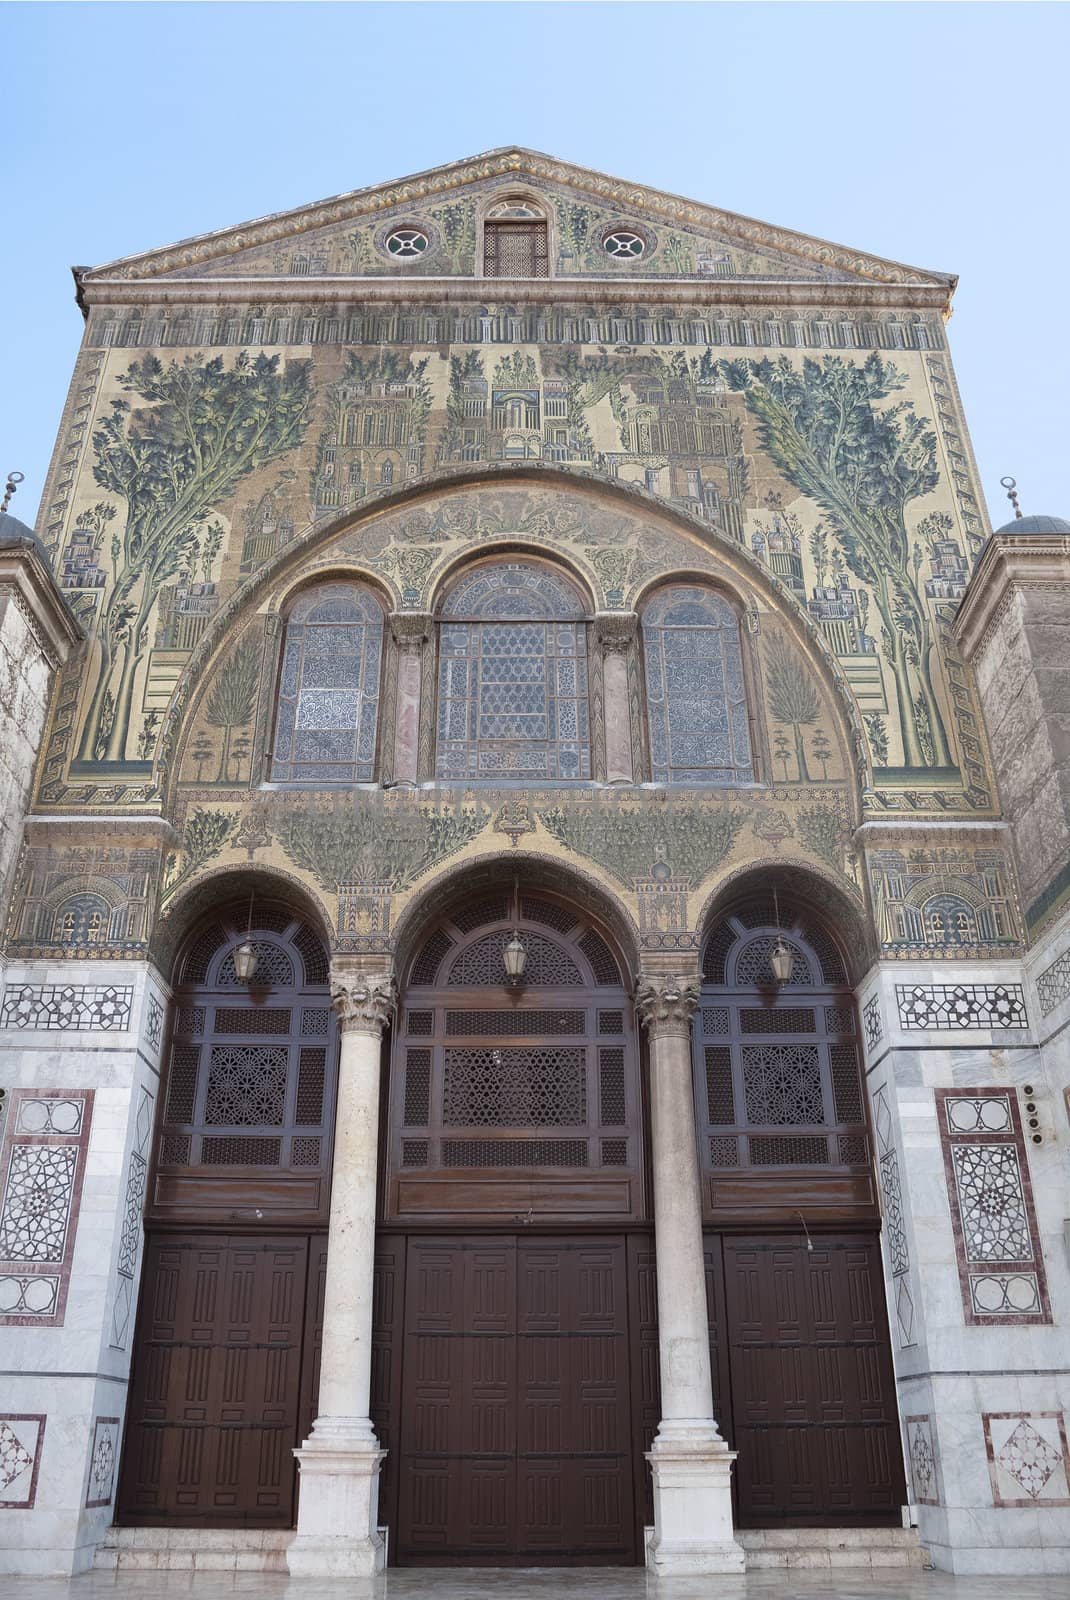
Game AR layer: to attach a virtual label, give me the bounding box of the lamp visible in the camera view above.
[232,893,258,984]
[769,886,794,985]
[503,879,527,988]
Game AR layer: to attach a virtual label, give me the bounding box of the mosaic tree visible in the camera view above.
[77,352,312,767]
[723,353,951,769]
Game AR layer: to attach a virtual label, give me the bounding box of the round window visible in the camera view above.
[385,227,429,260]
[603,230,646,260]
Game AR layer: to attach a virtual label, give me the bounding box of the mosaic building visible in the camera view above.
[1,149,1068,1579]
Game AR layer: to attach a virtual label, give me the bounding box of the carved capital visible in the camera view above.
[389,611,433,653]
[635,973,702,1034]
[330,971,396,1036]
[592,611,638,657]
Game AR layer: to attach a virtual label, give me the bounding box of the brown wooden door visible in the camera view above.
[118,1235,318,1525]
[720,1233,906,1525]
[396,1235,635,1565]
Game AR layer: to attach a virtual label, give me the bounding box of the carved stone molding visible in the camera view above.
[635,973,702,1035]
[389,611,433,653]
[592,611,639,656]
[330,971,396,1036]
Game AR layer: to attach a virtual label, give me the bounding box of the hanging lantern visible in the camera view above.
[503,932,527,987]
[769,937,794,985]
[232,937,259,984]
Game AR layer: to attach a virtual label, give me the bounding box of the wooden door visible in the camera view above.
[395,1235,635,1565]
[118,1235,317,1525]
[720,1233,905,1525]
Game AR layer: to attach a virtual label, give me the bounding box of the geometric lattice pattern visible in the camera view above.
[435,562,590,782]
[447,930,583,988]
[271,582,384,784]
[862,992,883,1050]
[872,1081,916,1349]
[0,1091,93,1328]
[0,1414,45,1507]
[85,1416,119,1509]
[0,1148,77,1261]
[735,936,812,987]
[203,1046,289,1126]
[442,1047,586,1126]
[216,942,295,988]
[896,982,1026,1030]
[937,1088,1051,1326]
[642,585,753,784]
[950,1144,1030,1262]
[983,1413,1070,1506]
[905,1414,939,1505]
[1036,948,1070,1017]
[742,1043,823,1125]
[0,983,133,1031]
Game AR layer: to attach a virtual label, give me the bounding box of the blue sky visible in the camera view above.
[4,1,1067,527]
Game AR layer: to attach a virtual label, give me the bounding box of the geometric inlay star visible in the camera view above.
[998,1419,1063,1498]
[0,1421,33,1492]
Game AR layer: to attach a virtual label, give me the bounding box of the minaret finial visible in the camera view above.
[1000,475,1023,520]
[1,471,23,514]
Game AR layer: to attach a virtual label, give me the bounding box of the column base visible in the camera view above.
[645,1422,744,1576]
[288,1419,386,1577]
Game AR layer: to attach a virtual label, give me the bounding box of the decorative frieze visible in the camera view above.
[0,982,133,1032]
[896,983,1026,1031]
[936,1089,1050,1325]
[983,1413,1070,1507]
[0,1089,94,1326]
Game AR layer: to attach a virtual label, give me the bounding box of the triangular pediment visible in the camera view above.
[77,148,953,292]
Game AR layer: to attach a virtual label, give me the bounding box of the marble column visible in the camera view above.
[593,611,638,784]
[288,969,395,1577]
[636,972,743,1576]
[388,612,432,785]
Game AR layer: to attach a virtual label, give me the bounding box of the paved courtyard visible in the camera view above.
[3,1570,1068,1600]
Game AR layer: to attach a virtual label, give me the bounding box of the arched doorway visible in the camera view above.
[117,904,337,1527]
[694,893,907,1526]
[375,886,650,1566]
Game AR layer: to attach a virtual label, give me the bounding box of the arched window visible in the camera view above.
[271,582,384,784]
[483,197,549,278]
[641,585,754,784]
[435,561,590,781]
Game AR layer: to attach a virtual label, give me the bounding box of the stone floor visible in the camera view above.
[4,1571,1069,1600]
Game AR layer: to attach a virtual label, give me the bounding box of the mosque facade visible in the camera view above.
[0,150,1068,1579]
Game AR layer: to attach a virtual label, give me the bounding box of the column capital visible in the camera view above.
[592,610,639,655]
[389,610,433,652]
[635,972,702,1035]
[330,970,396,1035]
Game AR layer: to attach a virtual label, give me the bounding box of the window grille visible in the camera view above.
[271,583,384,784]
[484,221,549,278]
[641,587,753,784]
[435,562,590,781]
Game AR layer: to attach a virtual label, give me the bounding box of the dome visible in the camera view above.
[0,510,48,560]
[993,513,1070,536]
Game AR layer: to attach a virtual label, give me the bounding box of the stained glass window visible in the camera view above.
[271,583,384,784]
[435,562,590,781]
[642,586,753,784]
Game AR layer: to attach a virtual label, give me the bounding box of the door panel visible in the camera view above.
[119,1235,310,1525]
[721,1234,906,1525]
[395,1235,635,1565]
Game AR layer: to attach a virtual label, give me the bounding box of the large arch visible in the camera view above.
[696,858,877,986]
[155,465,872,811]
[151,861,336,983]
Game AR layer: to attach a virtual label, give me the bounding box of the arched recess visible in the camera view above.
[376,862,650,1567]
[156,466,872,812]
[119,887,338,1530]
[693,864,907,1529]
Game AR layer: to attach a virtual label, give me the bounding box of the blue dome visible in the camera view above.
[994,514,1070,536]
